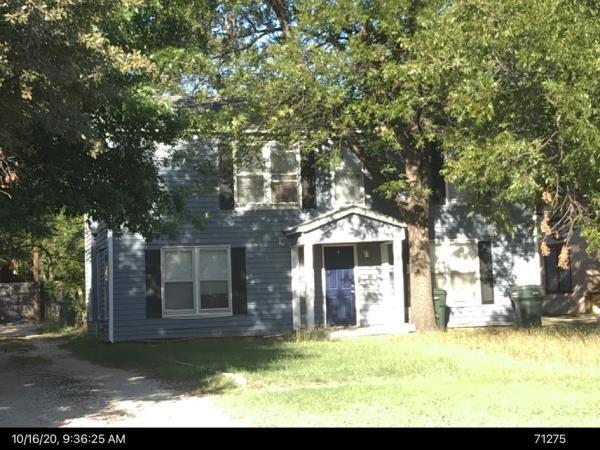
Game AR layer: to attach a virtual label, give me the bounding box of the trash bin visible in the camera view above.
[433,289,447,331]
[508,285,544,327]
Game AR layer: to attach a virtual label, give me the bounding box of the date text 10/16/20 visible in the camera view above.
[11,433,126,446]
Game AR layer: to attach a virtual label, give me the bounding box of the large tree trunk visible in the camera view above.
[404,148,436,331]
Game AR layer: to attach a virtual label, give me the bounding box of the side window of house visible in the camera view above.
[431,240,494,304]
[162,247,231,317]
[543,243,572,293]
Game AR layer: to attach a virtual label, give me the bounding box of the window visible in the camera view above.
[544,243,572,293]
[332,149,365,207]
[431,240,494,305]
[162,247,232,317]
[235,143,299,208]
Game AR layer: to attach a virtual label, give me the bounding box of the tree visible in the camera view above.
[187,0,454,330]
[0,0,215,240]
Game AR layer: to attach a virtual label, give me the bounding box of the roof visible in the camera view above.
[285,205,406,236]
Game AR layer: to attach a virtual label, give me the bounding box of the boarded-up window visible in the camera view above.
[333,149,364,207]
[431,241,480,304]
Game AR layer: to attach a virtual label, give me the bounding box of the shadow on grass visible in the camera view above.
[61,333,313,394]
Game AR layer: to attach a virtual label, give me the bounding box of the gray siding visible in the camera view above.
[89,140,543,340]
[430,204,540,328]
[109,147,321,340]
[86,222,109,340]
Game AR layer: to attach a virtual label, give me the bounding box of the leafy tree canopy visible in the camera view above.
[0,0,213,242]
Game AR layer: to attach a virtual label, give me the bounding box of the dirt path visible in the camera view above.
[0,333,246,427]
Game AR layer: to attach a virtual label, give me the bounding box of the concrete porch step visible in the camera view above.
[328,323,416,339]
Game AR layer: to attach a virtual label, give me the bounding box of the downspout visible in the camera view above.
[108,230,114,343]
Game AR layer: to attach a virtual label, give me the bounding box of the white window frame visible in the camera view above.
[234,142,301,210]
[431,239,482,305]
[161,246,233,319]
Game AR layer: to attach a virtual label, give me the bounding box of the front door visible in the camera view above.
[324,246,356,326]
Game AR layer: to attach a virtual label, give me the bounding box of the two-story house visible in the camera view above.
[85,140,542,342]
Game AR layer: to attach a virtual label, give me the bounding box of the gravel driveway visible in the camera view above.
[0,327,246,427]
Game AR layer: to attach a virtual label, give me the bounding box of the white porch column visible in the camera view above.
[290,246,301,330]
[381,243,393,320]
[304,243,315,329]
[393,237,406,324]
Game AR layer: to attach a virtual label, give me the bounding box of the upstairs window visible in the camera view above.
[234,143,300,208]
[543,243,572,294]
[332,148,365,207]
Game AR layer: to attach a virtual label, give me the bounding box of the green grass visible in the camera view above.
[63,324,600,427]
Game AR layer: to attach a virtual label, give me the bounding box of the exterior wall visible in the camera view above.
[356,242,387,326]
[111,153,310,340]
[543,231,600,314]
[85,223,109,340]
[92,139,545,339]
[430,204,540,328]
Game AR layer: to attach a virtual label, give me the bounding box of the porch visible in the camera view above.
[286,206,412,331]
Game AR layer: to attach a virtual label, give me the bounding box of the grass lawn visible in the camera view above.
[63,324,600,427]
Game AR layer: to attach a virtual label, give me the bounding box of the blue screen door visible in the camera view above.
[324,246,356,326]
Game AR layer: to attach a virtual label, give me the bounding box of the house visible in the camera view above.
[85,140,542,342]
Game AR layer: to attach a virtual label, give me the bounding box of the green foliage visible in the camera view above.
[0,0,215,240]
[424,0,600,253]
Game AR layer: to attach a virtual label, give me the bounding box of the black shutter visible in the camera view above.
[231,247,248,314]
[430,149,446,205]
[478,241,494,305]
[145,249,162,318]
[218,143,235,210]
[301,152,316,209]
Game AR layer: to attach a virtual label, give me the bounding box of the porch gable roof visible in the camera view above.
[285,205,406,244]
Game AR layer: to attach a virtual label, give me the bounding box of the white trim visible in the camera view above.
[290,246,301,330]
[285,205,406,236]
[380,243,392,319]
[304,244,315,329]
[161,245,233,319]
[393,238,406,324]
[108,230,114,343]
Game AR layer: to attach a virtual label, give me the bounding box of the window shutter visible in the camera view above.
[478,241,494,304]
[218,143,235,210]
[231,247,248,314]
[145,249,163,318]
[430,149,446,205]
[301,153,317,209]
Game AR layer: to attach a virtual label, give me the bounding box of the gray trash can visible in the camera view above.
[508,285,545,327]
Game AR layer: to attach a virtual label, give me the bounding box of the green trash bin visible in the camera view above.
[508,285,544,328]
[433,289,447,331]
